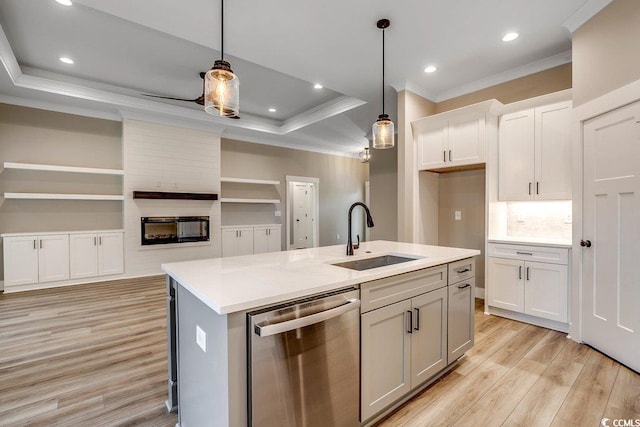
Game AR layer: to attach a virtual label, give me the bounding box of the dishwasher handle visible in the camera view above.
[255,298,361,337]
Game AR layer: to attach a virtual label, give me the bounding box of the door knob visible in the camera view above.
[580,239,592,247]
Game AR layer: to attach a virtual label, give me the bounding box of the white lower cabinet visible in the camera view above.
[221,228,254,257]
[70,232,124,279]
[3,230,123,289]
[3,234,70,286]
[488,243,569,324]
[223,225,282,257]
[253,226,281,254]
[361,274,448,422]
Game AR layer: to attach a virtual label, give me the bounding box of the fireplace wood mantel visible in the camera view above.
[133,191,218,201]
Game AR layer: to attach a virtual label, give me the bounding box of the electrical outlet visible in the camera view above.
[455,211,462,221]
[336,234,340,240]
[196,325,206,353]
[564,214,572,224]
[274,210,281,217]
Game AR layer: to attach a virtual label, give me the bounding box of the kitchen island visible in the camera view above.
[162,240,480,426]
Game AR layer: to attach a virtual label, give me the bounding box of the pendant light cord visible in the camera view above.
[382,27,385,115]
[220,0,224,61]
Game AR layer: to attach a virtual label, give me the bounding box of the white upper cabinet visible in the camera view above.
[499,101,572,200]
[413,99,502,171]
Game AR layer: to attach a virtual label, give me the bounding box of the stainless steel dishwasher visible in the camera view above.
[248,287,360,427]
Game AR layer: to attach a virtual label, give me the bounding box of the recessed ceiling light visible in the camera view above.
[59,57,74,64]
[313,83,323,89]
[268,108,277,113]
[424,65,437,73]
[56,0,73,6]
[502,32,519,42]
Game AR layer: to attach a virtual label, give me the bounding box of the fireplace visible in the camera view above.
[141,216,210,245]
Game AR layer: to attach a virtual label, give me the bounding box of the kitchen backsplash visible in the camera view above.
[506,201,572,240]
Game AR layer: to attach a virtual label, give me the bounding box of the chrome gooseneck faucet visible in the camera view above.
[347,202,375,255]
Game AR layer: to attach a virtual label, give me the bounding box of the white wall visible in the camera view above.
[123,120,221,277]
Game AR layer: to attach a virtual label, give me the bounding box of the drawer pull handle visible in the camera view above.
[519,265,522,280]
[406,310,413,334]
[456,268,470,274]
[457,283,471,290]
[516,251,533,256]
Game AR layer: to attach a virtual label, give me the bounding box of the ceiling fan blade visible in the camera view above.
[141,93,200,103]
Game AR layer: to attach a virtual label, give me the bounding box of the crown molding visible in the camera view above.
[562,0,614,33]
[435,50,572,103]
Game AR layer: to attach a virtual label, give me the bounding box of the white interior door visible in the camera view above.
[292,183,313,249]
[582,100,640,372]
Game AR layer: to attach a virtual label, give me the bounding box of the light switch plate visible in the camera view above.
[274,210,281,217]
[196,325,206,353]
[455,211,462,221]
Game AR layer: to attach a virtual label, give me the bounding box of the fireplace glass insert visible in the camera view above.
[141,216,210,245]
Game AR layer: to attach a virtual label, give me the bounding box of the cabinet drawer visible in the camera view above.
[360,265,447,313]
[448,258,475,285]
[488,243,568,265]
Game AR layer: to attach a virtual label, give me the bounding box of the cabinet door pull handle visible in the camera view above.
[443,151,446,162]
[536,182,540,195]
[99,237,102,245]
[457,283,471,290]
[526,267,530,281]
[407,311,413,334]
[528,182,532,195]
[33,239,36,249]
[414,308,420,331]
[519,265,522,280]
[449,150,452,162]
[40,240,43,249]
[94,237,97,246]
[516,251,532,256]
[456,268,470,274]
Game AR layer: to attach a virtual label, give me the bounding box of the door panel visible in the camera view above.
[448,117,484,165]
[293,183,313,249]
[3,236,39,286]
[70,233,98,279]
[499,109,535,201]
[410,287,447,389]
[38,234,69,283]
[524,261,568,322]
[98,233,124,276]
[535,101,572,200]
[448,278,474,362]
[417,126,448,170]
[487,257,524,312]
[582,100,640,372]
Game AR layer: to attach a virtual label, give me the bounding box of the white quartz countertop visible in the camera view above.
[488,236,572,248]
[1,229,124,237]
[162,240,480,315]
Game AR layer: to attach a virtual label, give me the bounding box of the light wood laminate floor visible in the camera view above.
[1,278,638,426]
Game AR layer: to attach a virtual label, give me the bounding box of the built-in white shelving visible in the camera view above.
[3,162,124,175]
[3,193,125,201]
[220,198,280,204]
[220,177,280,185]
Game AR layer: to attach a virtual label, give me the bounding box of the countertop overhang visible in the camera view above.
[161,240,480,315]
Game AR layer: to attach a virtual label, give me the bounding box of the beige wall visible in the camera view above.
[438,170,486,288]
[573,0,640,106]
[0,103,123,281]
[397,91,437,243]
[369,141,397,242]
[221,139,369,248]
[436,64,572,113]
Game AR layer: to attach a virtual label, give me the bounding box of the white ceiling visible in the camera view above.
[0,0,611,156]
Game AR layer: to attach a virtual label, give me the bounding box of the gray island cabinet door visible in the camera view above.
[361,299,411,422]
[410,286,448,388]
[448,277,475,363]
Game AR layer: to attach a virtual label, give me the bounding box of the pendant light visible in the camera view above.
[359,147,371,163]
[372,18,394,149]
[204,0,239,117]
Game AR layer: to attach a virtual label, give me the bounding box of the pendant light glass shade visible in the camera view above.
[373,19,394,149]
[372,114,394,149]
[204,0,239,117]
[204,60,239,117]
[359,147,371,163]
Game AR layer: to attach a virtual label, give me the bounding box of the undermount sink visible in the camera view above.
[332,254,423,271]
